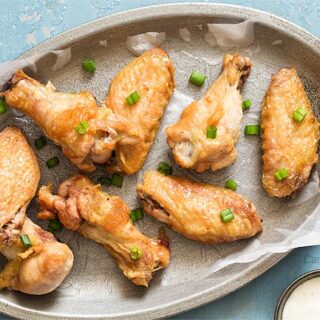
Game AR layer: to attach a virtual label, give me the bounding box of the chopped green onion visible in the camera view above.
[130,208,144,222]
[0,98,7,115]
[97,176,111,186]
[189,71,206,87]
[292,107,307,123]
[75,121,89,135]
[46,156,59,169]
[130,245,143,260]
[47,227,55,234]
[158,162,172,175]
[245,124,261,135]
[82,58,96,73]
[34,136,47,150]
[111,173,123,188]
[48,219,63,232]
[220,208,235,223]
[126,91,140,105]
[242,99,252,110]
[20,234,32,249]
[274,168,289,181]
[225,179,238,191]
[207,126,217,139]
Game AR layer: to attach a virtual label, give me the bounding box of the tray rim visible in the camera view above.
[1,2,320,320]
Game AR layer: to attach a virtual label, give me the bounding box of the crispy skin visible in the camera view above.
[137,171,262,244]
[37,175,170,287]
[261,68,320,197]
[0,127,73,295]
[105,48,175,174]
[1,70,139,171]
[166,54,252,172]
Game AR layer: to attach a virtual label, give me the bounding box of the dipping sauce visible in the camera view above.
[282,277,320,320]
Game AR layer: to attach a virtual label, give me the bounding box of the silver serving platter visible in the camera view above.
[1,3,320,320]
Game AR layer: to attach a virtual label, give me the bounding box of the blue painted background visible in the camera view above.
[1,1,320,319]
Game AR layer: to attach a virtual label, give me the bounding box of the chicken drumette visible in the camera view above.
[37,175,170,287]
[166,54,252,172]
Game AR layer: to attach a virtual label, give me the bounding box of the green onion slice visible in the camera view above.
[82,58,96,73]
[245,124,261,135]
[126,91,140,105]
[111,173,123,188]
[46,156,59,169]
[75,121,89,135]
[130,245,143,260]
[242,99,252,110]
[225,179,238,191]
[20,234,32,249]
[220,208,235,223]
[97,176,111,186]
[158,162,172,175]
[130,208,144,222]
[207,126,217,139]
[0,98,7,115]
[274,168,289,181]
[189,71,206,87]
[34,136,47,150]
[48,219,63,232]
[292,107,307,123]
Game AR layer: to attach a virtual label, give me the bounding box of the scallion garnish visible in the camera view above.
[242,99,251,111]
[97,176,111,186]
[220,208,234,223]
[207,126,217,139]
[158,162,172,175]
[75,121,89,135]
[34,136,47,150]
[292,107,307,123]
[82,58,96,73]
[245,124,261,135]
[126,91,140,105]
[48,219,63,232]
[20,234,32,249]
[111,173,123,188]
[274,168,289,181]
[0,98,7,115]
[130,245,143,260]
[189,71,206,87]
[130,208,144,222]
[225,179,238,191]
[46,156,59,169]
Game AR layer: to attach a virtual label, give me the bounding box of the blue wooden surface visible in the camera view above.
[1,1,320,319]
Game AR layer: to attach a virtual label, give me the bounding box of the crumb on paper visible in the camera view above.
[179,28,191,42]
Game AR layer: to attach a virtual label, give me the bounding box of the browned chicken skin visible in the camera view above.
[137,171,262,244]
[166,54,252,172]
[105,48,175,174]
[261,68,320,197]
[0,127,73,295]
[37,175,170,287]
[1,70,139,171]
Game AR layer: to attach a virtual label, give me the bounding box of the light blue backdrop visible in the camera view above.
[1,1,320,319]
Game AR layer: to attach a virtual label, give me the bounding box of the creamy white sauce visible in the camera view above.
[283,277,320,320]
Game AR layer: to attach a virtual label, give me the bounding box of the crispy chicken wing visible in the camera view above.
[105,48,175,174]
[137,171,262,244]
[0,127,73,295]
[166,54,252,172]
[1,70,139,171]
[37,175,170,287]
[261,68,320,197]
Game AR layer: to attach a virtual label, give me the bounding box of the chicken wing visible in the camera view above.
[37,175,170,287]
[0,127,73,295]
[166,54,252,172]
[261,68,320,197]
[137,171,262,244]
[1,70,139,171]
[104,48,175,174]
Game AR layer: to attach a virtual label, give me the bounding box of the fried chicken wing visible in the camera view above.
[137,171,262,244]
[166,54,252,172]
[261,68,320,197]
[0,127,73,295]
[105,48,175,174]
[37,175,170,287]
[1,70,139,171]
